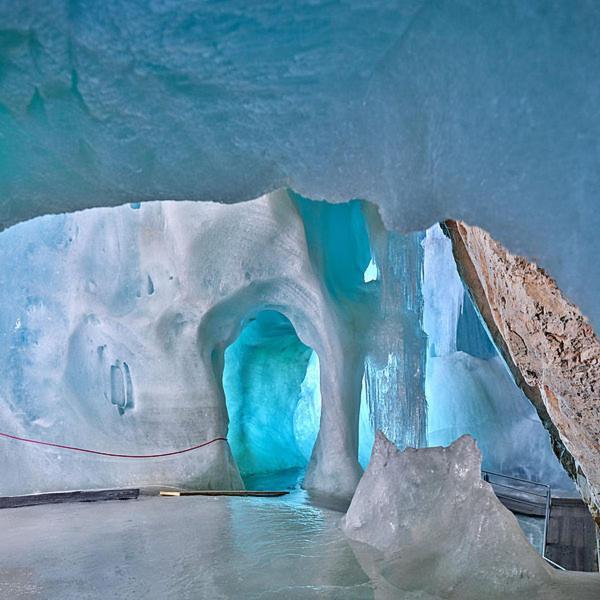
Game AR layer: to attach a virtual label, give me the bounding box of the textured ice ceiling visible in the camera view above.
[0,1,599,329]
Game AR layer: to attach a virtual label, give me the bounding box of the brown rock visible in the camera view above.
[444,220,600,525]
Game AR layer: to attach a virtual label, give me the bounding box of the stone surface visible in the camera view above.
[445,220,600,524]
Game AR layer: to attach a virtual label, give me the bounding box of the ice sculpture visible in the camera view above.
[423,225,574,490]
[342,432,600,599]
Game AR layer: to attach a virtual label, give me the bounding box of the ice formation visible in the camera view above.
[422,225,575,491]
[356,224,574,490]
[223,310,320,477]
[0,192,366,497]
[0,1,599,337]
[342,432,600,599]
[0,191,578,500]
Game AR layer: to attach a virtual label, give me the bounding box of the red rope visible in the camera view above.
[0,431,227,459]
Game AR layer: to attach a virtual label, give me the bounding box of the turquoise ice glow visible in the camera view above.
[223,311,321,478]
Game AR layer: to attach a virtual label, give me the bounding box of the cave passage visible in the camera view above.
[222,310,321,485]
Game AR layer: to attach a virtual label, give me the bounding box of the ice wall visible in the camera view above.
[423,225,574,490]
[0,190,580,498]
[0,192,366,497]
[223,310,320,477]
[0,2,599,338]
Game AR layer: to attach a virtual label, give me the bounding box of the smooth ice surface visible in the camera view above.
[422,225,574,491]
[1,1,599,335]
[427,353,574,490]
[342,432,600,599]
[223,310,320,477]
[0,491,374,599]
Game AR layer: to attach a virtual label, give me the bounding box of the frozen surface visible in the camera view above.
[0,480,593,600]
[223,310,320,477]
[0,1,599,335]
[0,491,373,600]
[342,432,600,599]
[0,196,576,500]
[422,225,574,491]
[427,353,574,490]
[0,192,366,498]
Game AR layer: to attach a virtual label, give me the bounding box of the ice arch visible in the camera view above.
[222,310,321,479]
[0,191,366,499]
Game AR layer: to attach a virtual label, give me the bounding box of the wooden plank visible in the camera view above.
[159,490,289,497]
[545,497,598,572]
[0,488,139,509]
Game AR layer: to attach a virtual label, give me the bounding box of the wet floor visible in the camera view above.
[0,477,597,599]
[0,489,373,599]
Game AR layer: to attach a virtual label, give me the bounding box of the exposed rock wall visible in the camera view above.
[445,220,600,524]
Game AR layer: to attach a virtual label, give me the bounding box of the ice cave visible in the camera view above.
[0,2,599,599]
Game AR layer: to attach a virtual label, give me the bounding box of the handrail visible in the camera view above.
[482,469,565,571]
[489,480,548,499]
[543,556,566,571]
[483,469,550,490]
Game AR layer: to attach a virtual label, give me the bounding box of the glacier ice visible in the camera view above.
[222,310,320,478]
[0,193,578,502]
[422,225,575,491]
[342,432,600,599]
[356,223,574,492]
[0,191,366,497]
[0,1,599,337]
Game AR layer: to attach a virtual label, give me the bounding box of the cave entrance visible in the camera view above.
[222,310,321,489]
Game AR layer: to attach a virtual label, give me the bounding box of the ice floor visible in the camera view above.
[0,469,557,600]
[0,483,594,600]
[0,488,372,600]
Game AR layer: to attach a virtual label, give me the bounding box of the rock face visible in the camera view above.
[341,432,600,599]
[445,220,600,524]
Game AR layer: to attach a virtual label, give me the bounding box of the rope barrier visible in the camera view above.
[0,431,227,459]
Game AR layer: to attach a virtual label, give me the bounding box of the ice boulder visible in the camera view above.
[341,432,600,599]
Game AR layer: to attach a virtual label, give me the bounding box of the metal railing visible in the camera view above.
[482,470,565,570]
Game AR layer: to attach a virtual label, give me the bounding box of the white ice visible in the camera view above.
[342,432,600,599]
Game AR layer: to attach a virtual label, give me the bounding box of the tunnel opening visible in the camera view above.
[222,310,321,490]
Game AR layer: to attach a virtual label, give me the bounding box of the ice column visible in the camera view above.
[362,229,428,455]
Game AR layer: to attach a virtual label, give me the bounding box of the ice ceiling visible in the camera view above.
[0,1,599,333]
